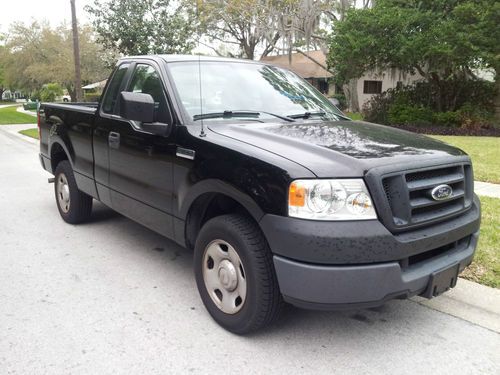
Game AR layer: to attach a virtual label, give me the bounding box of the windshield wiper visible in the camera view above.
[287,111,327,119]
[193,110,295,122]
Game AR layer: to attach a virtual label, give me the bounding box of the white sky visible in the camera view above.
[0,0,93,32]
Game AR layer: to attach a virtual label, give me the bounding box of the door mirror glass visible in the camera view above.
[119,91,155,123]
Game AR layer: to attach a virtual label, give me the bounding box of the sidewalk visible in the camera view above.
[475,181,500,199]
[0,103,18,109]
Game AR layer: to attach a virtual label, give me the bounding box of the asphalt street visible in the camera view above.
[0,126,499,374]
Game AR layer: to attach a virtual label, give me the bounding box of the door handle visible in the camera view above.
[108,132,120,149]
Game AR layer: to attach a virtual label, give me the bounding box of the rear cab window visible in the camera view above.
[101,63,130,114]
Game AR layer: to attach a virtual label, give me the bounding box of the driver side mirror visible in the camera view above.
[119,91,154,123]
[118,91,171,136]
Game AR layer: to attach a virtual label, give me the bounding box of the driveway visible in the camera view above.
[0,127,499,374]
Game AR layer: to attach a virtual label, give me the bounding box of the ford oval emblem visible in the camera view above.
[431,184,453,201]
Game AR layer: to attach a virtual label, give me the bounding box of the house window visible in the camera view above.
[363,80,382,94]
[318,80,329,94]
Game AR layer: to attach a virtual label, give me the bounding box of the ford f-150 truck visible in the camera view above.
[38,55,480,334]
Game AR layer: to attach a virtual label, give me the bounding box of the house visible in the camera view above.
[261,50,422,110]
[261,50,335,96]
[1,90,24,101]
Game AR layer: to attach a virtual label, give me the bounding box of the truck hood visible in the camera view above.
[208,120,467,177]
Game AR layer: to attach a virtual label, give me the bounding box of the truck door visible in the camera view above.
[93,62,131,206]
[99,62,177,238]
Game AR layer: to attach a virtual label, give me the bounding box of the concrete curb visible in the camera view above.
[412,278,500,333]
[16,106,38,116]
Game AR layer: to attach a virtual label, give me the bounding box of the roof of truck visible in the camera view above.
[121,54,263,65]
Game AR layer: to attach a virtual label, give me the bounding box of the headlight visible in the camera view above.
[288,179,377,220]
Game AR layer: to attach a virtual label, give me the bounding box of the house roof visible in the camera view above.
[82,80,107,90]
[260,50,332,79]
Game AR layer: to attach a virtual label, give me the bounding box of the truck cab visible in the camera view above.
[39,55,480,334]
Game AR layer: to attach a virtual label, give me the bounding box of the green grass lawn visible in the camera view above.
[461,196,500,288]
[0,105,37,125]
[346,112,363,121]
[430,136,500,184]
[18,128,39,139]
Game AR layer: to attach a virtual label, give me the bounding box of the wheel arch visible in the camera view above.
[49,140,71,173]
[181,180,266,249]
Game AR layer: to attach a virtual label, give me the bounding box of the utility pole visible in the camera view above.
[70,0,82,102]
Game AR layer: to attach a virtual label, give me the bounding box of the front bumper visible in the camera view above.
[273,230,477,309]
[260,196,480,309]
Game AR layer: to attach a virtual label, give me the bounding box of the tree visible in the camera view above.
[0,46,5,100]
[199,0,345,60]
[453,1,500,122]
[85,0,195,55]
[197,0,283,60]
[0,32,9,100]
[3,21,113,101]
[70,0,83,102]
[327,0,500,121]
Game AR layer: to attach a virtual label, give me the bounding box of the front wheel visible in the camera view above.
[194,214,283,334]
[54,160,93,224]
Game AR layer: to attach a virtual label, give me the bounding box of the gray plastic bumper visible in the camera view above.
[274,230,478,310]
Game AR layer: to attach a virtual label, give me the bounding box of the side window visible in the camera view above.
[101,63,130,114]
[127,64,171,123]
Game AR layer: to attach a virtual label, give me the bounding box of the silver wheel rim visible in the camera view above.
[202,239,247,314]
[56,173,71,213]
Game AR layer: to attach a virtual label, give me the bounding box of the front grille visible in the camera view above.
[399,235,471,269]
[374,162,473,231]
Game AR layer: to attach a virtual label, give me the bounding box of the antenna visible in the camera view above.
[196,0,206,137]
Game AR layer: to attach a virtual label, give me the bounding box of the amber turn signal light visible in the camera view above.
[289,182,306,207]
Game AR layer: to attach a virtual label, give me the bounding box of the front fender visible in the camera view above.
[178,179,265,222]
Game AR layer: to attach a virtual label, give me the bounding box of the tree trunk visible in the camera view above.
[70,0,83,102]
[343,79,360,112]
[0,88,5,101]
[494,76,500,126]
[66,85,76,102]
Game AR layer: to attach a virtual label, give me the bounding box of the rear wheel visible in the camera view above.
[194,214,283,334]
[54,160,92,224]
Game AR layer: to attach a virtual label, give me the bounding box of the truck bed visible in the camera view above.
[42,102,98,114]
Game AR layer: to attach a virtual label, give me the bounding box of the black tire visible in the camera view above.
[54,160,93,224]
[194,214,283,334]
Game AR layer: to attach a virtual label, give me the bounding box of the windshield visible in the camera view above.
[167,61,345,122]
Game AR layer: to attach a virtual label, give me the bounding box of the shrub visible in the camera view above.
[30,89,42,102]
[433,111,461,127]
[330,93,347,110]
[362,90,392,124]
[83,93,101,102]
[40,83,63,102]
[458,103,495,131]
[387,103,434,125]
[362,79,495,128]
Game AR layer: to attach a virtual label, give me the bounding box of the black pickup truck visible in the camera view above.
[39,55,480,334]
